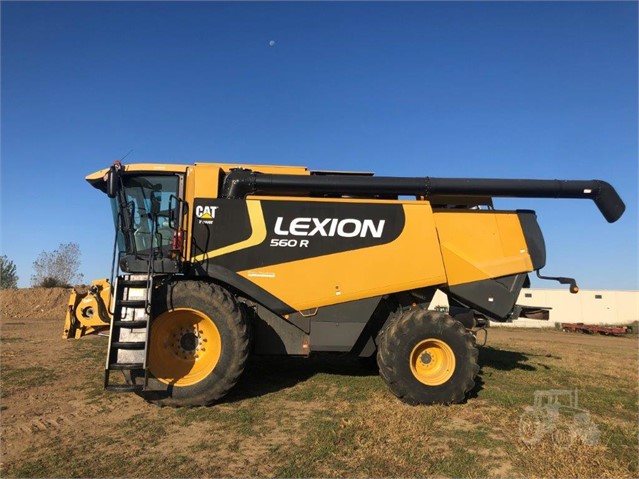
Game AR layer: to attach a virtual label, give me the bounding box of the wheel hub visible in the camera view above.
[149,308,222,387]
[179,331,198,352]
[410,338,456,386]
[420,352,432,365]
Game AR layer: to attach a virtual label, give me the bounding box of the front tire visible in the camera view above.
[129,280,250,407]
[377,308,478,405]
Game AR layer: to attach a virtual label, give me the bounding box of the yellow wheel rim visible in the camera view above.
[409,338,456,386]
[149,308,222,387]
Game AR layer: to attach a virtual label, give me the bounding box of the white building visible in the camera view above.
[505,288,639,328]
[430,288,639,328]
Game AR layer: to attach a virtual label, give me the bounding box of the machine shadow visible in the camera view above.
[222,353,378,404]
[467,345,535,400]
[478,345,535,371]
[222,345,536,404]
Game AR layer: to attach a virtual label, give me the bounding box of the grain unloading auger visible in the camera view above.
[67,161,624,406]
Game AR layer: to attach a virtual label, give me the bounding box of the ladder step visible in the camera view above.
[111,341,146,350]
[109,362,144,370]
[119,300,146,308]
[113,320,148,329]
[106,384,143,393]
[119,279,149,288]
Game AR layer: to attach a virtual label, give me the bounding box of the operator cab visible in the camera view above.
[112,175,179,255]
[90,162,186,273]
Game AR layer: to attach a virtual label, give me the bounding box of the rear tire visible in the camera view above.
[127,280,250,407]
[377,308,478,405]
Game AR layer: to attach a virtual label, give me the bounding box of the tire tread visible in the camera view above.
[377,307,478,405]
[136,280,250,407]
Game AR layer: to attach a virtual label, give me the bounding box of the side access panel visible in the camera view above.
[250,296,393,357]
[301,296,381,352]
[251,304,310,355]
[433,209,544,320]
[433,210,533,285]
[190,197,447,312]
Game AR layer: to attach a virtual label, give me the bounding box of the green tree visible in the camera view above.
[31,243,84,288]
[0,255,19,289]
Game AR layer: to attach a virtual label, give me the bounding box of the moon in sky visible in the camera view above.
[269,40,276,47]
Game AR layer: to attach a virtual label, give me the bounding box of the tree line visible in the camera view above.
[0,243,84,290]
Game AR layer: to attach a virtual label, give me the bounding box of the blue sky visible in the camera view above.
[1,1,637,290]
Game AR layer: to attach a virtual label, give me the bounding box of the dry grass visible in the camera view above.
[1,319,637,478]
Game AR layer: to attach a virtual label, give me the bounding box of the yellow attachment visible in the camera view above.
[63,279,112,339]
[409,338,456,386]
[148,308,222,387]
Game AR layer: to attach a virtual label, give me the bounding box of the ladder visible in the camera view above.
[104,275,153,392]
[104,207,166,392]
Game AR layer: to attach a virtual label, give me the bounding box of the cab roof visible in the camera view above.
[86,162,314,191]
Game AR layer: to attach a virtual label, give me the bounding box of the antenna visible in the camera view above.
[119,149,133,162]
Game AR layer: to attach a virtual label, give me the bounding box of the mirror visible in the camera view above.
[168,195,179,230]
[106,167,119,198]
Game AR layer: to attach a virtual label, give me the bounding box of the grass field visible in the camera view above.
[1,317,637,478]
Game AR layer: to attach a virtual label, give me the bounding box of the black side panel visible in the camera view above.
[295,296,382,352]
[251,305,309,356]
[517,210,546,270]
[191,199,253,261]
[250,297,385,355]
[445,273,528,320]
[310,323,369,352]
[351,296,401,358]
[289,296,382,324]
[192,264,295,315]
[120,256,180,273]
[191,199,405,272]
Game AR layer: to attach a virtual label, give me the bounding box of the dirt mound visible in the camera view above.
[0,287,71,320]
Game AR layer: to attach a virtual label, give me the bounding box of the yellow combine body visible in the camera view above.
[69,161,624,406]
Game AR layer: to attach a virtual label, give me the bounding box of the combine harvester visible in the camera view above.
[64,161,625,406]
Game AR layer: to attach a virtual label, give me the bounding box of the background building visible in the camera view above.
[431,289,639,328]
[506,288,638,328]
